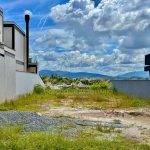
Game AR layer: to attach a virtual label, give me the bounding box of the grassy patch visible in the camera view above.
[0,125,149,150]
[0,89,57,111]
[0,81,150,111]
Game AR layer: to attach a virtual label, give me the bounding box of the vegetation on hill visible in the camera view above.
[41,74,111,85]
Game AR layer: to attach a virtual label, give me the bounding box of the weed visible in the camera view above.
[115,129,122,133]
[57,124,76,130]
[112,86,118,93]
[55,93,66,99]
[33,84,44,94]
[96,122,115,133]
[113,119,121,123]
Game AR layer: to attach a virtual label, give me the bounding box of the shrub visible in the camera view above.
[90,80,110,90]
[112,86,118,93]
[41,76,48,84]
[33,84,44,94]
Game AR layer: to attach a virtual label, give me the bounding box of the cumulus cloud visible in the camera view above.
[49,0,150,48]
[119,25,150,53]
[36,0,150,75]
[35,28,74,51]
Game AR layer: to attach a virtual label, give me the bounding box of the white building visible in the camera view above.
[0,8,44,103]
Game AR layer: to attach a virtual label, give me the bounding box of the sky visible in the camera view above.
[1,0,150,76]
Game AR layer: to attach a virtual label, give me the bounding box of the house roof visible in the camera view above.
[4,21,25,36]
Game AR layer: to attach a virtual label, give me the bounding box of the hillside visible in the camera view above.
[40,70,148,79]
[39,70,113,79]
[116,71,148,79]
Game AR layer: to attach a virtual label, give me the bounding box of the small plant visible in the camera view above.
[33,84,44,94]
[41,76,49,84]
[112,86,118,93]
[55,93,66,99]
[115,129,122,133]
[113,119,121,123]
[57,124,76,130]
[96,122,115,133]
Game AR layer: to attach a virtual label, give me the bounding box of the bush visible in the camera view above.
[41,76,48,84]
[90,80,110,90]
[112,86,118,93]
[33,84,44,94]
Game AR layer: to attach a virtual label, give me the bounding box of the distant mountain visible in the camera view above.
[116,71,149,79]
[39,70,113,79]
[39,70,149,79]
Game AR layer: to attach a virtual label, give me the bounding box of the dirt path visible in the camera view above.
[38,102,150,144]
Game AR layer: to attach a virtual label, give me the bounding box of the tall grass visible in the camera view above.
[0,81,150,111]
[0,88,57,111]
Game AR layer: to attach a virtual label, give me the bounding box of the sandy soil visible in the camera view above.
[38,101,150,144]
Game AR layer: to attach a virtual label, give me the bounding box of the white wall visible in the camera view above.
[4,27,12,48]
[28,67,37,73]
[15,29,25,62]
[16,71,44,97]
[0,68,44,103]
[0,11,3,42]
[0,51,16,103]
[4,52,16,100]
[0,54,5,103]
[16,63,24,72]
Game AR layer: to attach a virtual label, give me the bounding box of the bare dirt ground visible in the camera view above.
[38,100,150,145]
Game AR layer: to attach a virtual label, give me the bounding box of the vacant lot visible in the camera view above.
[0,80,150,149]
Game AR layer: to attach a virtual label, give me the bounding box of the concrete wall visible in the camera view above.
[16,71,44,97]
[28,66,37,73]
[0,8,3,42]
[111,80,150,99]
[16,63,24,72]
[4,27,12,48]
[0,69,44,103]
[15,29,25,62]
[0,50,16,103]
[0,51,5,103]
[4,52,16,100]
[0,46,44,103]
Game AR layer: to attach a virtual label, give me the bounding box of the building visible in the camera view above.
[0,8,44,103]
[144,54,150,79]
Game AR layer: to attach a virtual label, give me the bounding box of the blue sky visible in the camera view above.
[1,0,150,76]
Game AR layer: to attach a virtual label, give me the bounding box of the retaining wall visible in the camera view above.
[16,71,44,97]
[111,80,150,99]
[0,51,16,103]
[0,70,44,103]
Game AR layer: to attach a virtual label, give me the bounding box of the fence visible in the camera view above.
[111,80,150,99]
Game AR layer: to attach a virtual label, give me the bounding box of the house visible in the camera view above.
[0,7,44,103]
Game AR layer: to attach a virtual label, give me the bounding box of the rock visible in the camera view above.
[90,106,103,110]
[36,112,42,116]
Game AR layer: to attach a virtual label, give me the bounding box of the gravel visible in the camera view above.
[0,111,82,133]
[0,111,127,135]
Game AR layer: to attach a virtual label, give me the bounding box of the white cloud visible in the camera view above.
[36,0,150,75]
[35,28,74,50]
[49,0,150,49]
